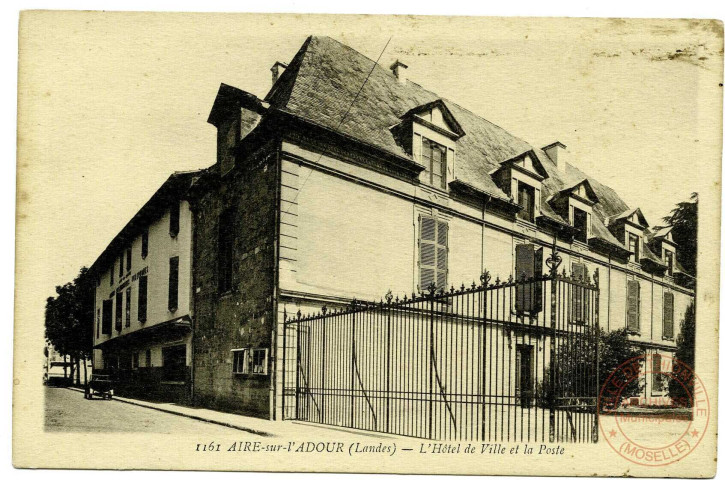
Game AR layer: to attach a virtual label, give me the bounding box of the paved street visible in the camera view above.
[44,386,259,435]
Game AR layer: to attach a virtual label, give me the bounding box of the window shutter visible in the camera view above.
[138,275,148,323]
[515,244,535,312]
[627,280,640,331]
[125,287,131,327]
[102,299,113,334]
[126,248,132,272]
[170,202,180,237]
[533,247,543,313]
[115,292,123,331]
[436,220,448,290]
[447,148,455,181]
[663,292,674,339]
[168,256,179,311]
[419,216,436,290]
[652,353,663,391]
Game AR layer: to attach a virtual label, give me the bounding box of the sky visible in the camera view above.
[16,13,723,320]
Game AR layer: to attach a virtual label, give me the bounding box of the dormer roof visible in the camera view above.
[401,99,466,139]
[556,179,600,205]
[495,149,549,181]
[608,207,649,229]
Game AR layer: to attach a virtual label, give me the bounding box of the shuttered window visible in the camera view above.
[573,208,588,243]
[517,182,535,223]
[419,215,448,291]
[169,202,180,237]
[665,250,674,276]
[652,353,664,392]
[101,300,112,334]
[138,275,148,323]
[168,256,179,311]
[628,234,640,263]
[119,254,124,279]
[515,244,543,313]
[663,292,674,339]
[115,292,123,331]
[110,264,114,286]
[125,287,131,327]
[626,280,640,332]
[570,263,590,324]
[126,248,132,273]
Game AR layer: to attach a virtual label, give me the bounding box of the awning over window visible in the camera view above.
[94,315,191,351]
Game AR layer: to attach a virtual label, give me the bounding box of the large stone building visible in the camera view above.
[89,36,695,422]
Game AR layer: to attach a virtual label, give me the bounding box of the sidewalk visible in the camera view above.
[67,387,394,441]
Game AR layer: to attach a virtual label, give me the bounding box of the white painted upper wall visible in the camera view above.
[93,200,193,346]
[278,140,693,349]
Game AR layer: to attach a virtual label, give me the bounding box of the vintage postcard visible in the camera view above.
[13,12,723,476]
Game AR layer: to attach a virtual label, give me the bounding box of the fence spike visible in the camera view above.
[495,276,501,286]
[296,309,302,320]
[450,285,456,293]
[385,289,393,304]
[480,270,491,286]
[471,281,476,290]
[593,268,600,287]
[321,305,327,315]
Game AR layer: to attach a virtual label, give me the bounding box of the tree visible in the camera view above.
[668,302,696,407]
[44,267,95,386]
[661,192,698,276]
[538,328,642,410]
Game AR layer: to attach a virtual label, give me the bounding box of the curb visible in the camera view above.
[67,387,272,437]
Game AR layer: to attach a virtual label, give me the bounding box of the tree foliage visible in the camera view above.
[44,267,95,379]
[668,302,696,407]
[661,192,698,276]
[538,328,642,409]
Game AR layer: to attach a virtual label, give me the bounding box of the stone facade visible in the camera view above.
[190,142,279,418]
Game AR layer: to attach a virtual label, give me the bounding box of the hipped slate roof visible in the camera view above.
[264,36,658,257]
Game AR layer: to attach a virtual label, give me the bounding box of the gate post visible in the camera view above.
[350,299,356,428]
[546,243,562,442]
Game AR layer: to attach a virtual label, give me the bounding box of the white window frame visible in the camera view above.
[232,348,269,376]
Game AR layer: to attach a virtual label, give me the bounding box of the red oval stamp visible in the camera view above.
[597,354,709,466]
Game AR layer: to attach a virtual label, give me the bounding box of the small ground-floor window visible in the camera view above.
[232,348,268,375]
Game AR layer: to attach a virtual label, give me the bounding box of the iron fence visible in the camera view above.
[282,250,600,443]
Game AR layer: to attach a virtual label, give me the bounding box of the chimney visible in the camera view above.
[542,142,568,173]
[271,61,288,85]
[390,59,408,84]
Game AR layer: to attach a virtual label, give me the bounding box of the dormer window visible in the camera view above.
[517,182,535,223]
[608,207,649,265]
[393,99,465,191]
[665,250,674,276]
[492,150,548,224]
[573,207,589,243]
[421,137,447,189]
[628,233,640,263]
[548,180,598,244]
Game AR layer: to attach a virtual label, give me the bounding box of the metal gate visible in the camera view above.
[282,249,600,443]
